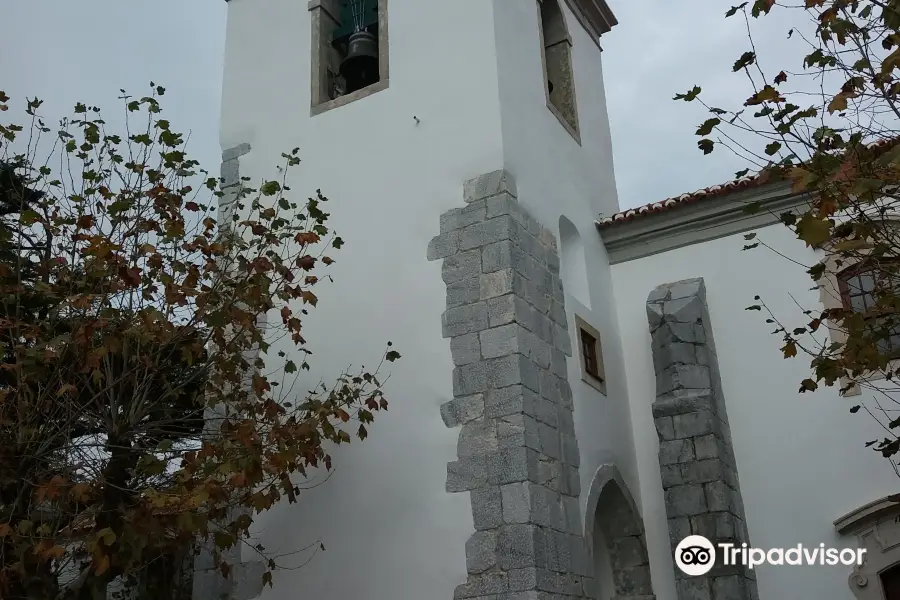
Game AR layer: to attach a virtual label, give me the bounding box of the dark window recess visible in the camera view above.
[331,0,380,96]
[882,563,900,599]
[838,260,900,356]
[580,328,601,381]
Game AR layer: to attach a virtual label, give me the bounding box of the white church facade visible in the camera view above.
[204,0,900,599]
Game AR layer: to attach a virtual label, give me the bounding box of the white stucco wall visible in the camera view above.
[492,0,641,552]
[219,0,508,598]
[610,223,900,599]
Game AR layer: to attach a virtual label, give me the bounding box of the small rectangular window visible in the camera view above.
[575,315,606,395]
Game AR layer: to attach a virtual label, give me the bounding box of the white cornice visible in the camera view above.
[598,182,811,265]
[564,0,618,42]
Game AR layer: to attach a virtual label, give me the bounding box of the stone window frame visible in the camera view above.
[834,495,900,599]
[308,0,390,117]
[817,224,900,397]
[575,314,606,395]
[537,0,581,144]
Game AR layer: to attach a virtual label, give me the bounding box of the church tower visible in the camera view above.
[213,1,654,599]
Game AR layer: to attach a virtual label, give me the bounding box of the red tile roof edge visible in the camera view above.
[597,137,900,229]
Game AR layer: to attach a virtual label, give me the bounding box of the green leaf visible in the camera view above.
[285,361,297,373]
[850,405,860,413]
[260,181,281,196]
[725,3,748,17]
[698,139,714,155]
[795,213,832,247]
[386,350,401,362]
[765,141,781,155]
[745,305,762,311]
[733,51,756,72]
[673,85,702,102]
[278,198,290,210]
[696,118,721,136]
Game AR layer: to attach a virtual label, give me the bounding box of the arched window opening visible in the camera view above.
[558,216,590,309]
[588,469,655,599]
[539,0,579,136]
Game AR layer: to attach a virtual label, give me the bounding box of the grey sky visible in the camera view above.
[0,1,811,211]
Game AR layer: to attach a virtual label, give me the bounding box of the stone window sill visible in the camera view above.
[547,101,581,145]
[311,79,389,117]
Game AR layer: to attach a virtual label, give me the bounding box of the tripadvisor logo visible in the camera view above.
[674,535,866,576]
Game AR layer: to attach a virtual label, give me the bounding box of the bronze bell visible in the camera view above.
[340,30,379,93]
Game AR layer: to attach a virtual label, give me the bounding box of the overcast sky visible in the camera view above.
[0,1,812,210]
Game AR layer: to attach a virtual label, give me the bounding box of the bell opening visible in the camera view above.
[339,30,380,94]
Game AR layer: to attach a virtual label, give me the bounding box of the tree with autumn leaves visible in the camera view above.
[0,86,397,600]
[676,0,900,471]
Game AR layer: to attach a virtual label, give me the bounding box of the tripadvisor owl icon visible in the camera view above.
[675,535,716,576]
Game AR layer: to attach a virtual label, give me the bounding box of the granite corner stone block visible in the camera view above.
[464,169,517,203]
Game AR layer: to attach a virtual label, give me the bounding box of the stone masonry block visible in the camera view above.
[653,342,698,372]
[647,284,670,304]
[560,433,579,467]
[458,420,499,457]
[694,433,720,460]
[660,464,684,488]
[453,354,536,396]
[713,575,746,600]
[481,269,523,300]
[484,385,530,419]
[460,216,516,251]
[221,142,251,162]
[454,571,509,599]
[652,321,706,347]
[659,438,694,466]
[441,394,485,428]
[480,323,522,359]
[652,388,716,418]
[673,409,718,439]
[663,295,706,325]
[665,484,707,517]
[470,486,503,530]
[482,239,525,274]
[444,303,490,338]
[655,416,675,441]
[498,524,540,570]
[668,517,691,548]
[550,348,567,379]
[486,191,526,221]
[428,230,461,261]
[498,414,541,451]
[668,278,706,301]
[441,202,487,234]
[451,333,482,365]
[447,277,481,308]
[539,423,562,460]
[508,568,539,593]
[486,294,532,328]
[220,158,239,187]
[677,577,712,600]
[465,530,498,574]
[464,169,517,202]
[656,364,711,395]
[552,323,572,356]
[705,480,731,512]
[443,248,483,283]
[681,459,728,485]
[646,301,665,331]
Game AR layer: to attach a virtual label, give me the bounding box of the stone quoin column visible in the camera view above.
[646,278,759,600]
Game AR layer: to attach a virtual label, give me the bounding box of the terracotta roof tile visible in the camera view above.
[595,173,767,228]
[597,137,900,229]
